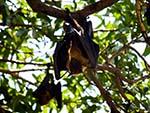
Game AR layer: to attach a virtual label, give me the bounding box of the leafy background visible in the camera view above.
[0,0,150,113]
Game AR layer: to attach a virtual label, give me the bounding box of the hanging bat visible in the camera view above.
[53,17,99,79]
[33,64,62,108]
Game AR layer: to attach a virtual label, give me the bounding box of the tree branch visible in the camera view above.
[26,0,67,20]
[75,0,119,17]
[0,68,46,74]
[91,73,120,113]
[94,29,118,33]
[136,0,150,45]
[0,23,33,28]
[0,68,46,85]
[97,64,150,86]
[96,63,150,105]
[25,0,119,21]
[0,59,52,66]
[96,64,128,100]
[128,46,150,71]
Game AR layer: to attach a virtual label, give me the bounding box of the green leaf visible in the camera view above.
[125,93,135,101]
[82,105,97,113]
[143,46,150,56]
[16,28,28,37]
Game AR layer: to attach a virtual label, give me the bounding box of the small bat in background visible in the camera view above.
[33,65,62,109]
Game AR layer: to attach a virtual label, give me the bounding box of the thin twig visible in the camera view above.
[133,74,150,82]
[128,46,150,71]
[0,68,47,86]
[96,64,150,84]
[0,23,33,28]
[13,75,36,86]
[94,29,118,33]
[107,45,128,63]
[0,59,51,66]
[0,68,46,74]
[114,75,128,100]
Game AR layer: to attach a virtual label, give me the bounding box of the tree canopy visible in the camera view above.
[0,0,150,113]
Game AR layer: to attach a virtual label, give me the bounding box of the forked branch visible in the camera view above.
[26,0,119,21]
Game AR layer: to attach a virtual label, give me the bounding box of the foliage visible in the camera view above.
[0,0,150,113]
